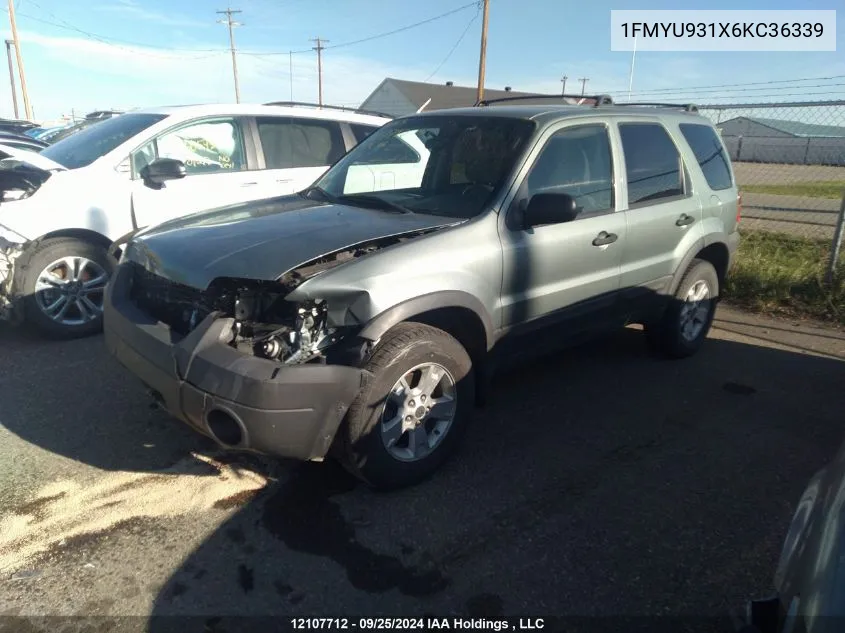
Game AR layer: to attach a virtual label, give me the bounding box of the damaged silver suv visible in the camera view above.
[104,96,740,489]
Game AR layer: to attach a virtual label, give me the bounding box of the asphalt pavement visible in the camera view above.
[1,305,844,632]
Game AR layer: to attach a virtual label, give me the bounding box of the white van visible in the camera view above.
[0,103,391,338]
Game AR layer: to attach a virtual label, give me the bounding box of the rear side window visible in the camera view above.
[350,124,379,143]
[679,123,733,191]
[619,123,684,206]
[257,117,345,169]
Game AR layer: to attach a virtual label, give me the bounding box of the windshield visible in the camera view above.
[40,113,167,169]
[310,115,536,219]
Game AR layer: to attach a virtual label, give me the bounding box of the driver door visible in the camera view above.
[498,122,626,332]
[130,117,259,229]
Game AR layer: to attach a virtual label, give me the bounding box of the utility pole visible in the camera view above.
[217,8,242,103]
[311,37,328,106]
[7,0,31,120]
[289,51,293,101]
[578,77,589,96]
[476,0,490,103]
[5,40,18,118]
[560,75,568,96]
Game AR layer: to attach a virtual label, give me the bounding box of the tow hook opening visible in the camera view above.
[206,408,245,447]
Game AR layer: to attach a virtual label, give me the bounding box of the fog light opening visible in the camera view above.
[206,409,244,447]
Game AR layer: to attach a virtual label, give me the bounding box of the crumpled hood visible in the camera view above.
[125,195,463,289]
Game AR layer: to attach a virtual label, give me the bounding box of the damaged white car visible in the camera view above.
[0,103,392,338]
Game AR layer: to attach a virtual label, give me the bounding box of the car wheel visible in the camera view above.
[338,322,475,490]
[645,258,719,359]
[21,237,116,339]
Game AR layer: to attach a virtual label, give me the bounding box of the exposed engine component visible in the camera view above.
[259,336,285,360]
[248,300,332,365]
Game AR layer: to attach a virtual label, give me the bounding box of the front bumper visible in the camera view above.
[104,263,369,461]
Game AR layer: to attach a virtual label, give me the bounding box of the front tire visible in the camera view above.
[645,258,719,359]
[21,237,116,340]
[338,322,475,490]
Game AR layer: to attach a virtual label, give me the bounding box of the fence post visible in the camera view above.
[826,191,845,285]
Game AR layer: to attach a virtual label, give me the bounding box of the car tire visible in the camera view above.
[337,322,475,491]
[21,237,116,340]
[645,258,719,359]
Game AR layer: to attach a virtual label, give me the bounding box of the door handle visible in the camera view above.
[676,213,695,227]
[276,178,293,184]
[240,182,258,187]
[592,231,618,247]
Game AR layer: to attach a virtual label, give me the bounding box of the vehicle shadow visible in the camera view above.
[141,322,845,628]
[0,324,222,473]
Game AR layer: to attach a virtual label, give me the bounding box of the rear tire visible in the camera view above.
[22,237,116,340]
[645,258,719,359]
[337,322,475,491]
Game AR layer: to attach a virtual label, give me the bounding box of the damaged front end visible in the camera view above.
[130,230,436,366]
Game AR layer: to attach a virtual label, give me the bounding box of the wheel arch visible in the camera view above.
[38,228,113,251]
[357,292,494,406]
[669,236,731,296]
[13,228,114,290]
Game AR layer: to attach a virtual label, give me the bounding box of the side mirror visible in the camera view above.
[523,192,580,228]
[140,158,186,189]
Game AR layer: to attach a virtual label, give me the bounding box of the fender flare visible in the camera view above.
[357,290,495,350]
[667,234,731,297]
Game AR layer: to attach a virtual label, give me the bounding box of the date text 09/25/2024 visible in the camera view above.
[290,618,546,631]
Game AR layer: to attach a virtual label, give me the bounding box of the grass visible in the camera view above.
[741,181,845,199]
[724,229,845,326]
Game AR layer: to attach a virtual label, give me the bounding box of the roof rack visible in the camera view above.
[617,102,699,112]
[475,93,615,107]
[262,101,392,118]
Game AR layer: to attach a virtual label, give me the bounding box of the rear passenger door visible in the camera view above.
[253,116,347,195]
[615,121,702,305]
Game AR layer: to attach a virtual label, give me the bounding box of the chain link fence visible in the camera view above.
[697,100,845,280]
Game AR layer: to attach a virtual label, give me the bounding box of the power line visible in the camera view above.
[423,7,479,82]
[13,10,223,58]
[217,7,242,103]
[623,81,845,98]
[610,74,845,97]
[240,1,478,56]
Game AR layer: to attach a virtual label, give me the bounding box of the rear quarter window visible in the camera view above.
[679,123,734,191]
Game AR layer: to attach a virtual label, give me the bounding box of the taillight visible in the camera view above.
[736,192,742,223]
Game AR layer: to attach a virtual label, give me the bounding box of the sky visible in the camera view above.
[1,0,843,122]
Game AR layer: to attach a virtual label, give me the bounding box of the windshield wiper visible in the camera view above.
[337,194,413,214]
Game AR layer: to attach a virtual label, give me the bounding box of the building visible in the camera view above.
[716,115,845,166]
[359,78,590,118]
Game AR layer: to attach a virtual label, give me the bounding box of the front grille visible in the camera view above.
[128,262,218,335]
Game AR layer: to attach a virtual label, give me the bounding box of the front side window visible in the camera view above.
[133,118,246,177]
[41,113,166,170]
[310,115,536,219]
[679,123,733,191]
[523,124,614,215]
[619,123,685,206]
[257,117,345,169]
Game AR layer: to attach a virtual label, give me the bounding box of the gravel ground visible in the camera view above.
[1,305,844,632]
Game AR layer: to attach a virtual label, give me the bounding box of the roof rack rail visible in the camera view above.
[475,93,615,107]
[617,102,699,112]
[262,101,392,118]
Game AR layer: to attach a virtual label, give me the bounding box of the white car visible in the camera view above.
[0,103,392,338]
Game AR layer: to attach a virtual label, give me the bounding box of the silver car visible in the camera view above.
[104,97,740,489]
